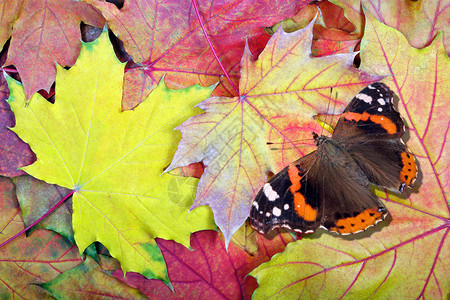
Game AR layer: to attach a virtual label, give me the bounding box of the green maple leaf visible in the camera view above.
[7,29,215,282]
[40,256,146,299]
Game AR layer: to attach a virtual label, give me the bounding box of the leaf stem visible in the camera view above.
[1,67,18,73]
[0,190,75,249]
[191,0,240,96]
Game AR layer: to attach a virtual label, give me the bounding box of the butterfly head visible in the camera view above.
[312,132,327,146]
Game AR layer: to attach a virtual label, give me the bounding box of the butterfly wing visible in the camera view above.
[250,148,387,235]
[250,82,416,235]
[332,82,417,192]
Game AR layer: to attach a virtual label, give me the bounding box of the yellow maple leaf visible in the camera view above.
[7,29,215,282]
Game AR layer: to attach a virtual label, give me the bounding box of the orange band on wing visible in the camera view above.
[294,192,317,222]
[368,115,397,134]
[330,208,386,234]
[344,112,397,134]
[344,111,370,122]
[288,166,301,193]
[288,166,317,221]
[400,151,417,186]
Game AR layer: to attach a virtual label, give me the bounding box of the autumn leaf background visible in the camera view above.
[0,0,448,299]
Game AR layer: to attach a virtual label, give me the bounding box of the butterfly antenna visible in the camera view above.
[332,88,338,127]
[321,87,333,137]
[266,139,313,151]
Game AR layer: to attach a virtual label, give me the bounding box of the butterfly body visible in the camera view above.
[250,83,417,235]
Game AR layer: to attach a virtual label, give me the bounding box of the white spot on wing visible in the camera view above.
[378,107,383,112]
[252,201,259,210]
[368,85,375,89]
[265,212,271,217]
[319,225,328,231]
[273,207,282,217]
[284,204,289,210]
[263,183,279,201]
[281,224,303,233]
[377,98,386,105]
[356,93,372,103]
[281,224,294,231]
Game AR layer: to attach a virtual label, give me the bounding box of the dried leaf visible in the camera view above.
[230,221,258,255]
[40,256,147,299]
[266,2,360,57]
[330,0,450,51]
[4,0,104,99]
[13,175,73,242]
[113,230,294,299]
[0,176,83,298]
[88,0,308,109]
[0,0,22,48]
[0,72,36,176]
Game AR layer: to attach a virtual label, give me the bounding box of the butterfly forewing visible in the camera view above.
[250,151,322,234]
[333,82,404,142]
[333,82,417,192]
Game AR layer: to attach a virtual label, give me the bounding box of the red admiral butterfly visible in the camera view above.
[250,82,417,235]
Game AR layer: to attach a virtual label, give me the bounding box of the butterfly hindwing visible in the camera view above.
[346,140,417,192]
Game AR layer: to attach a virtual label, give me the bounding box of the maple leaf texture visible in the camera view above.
[360,12,450,218]
[112,229,295,299]
[0,73,36,177]
[0,0,22,48]
[166,17,384,244]
[6,29,215,282]
[4,0,104,99]
[0,177,83,299]
[330,0,450,53]
[250,11,450,299]
[14,175,74,243]
[40,256,146,299]
[88,0,307,109]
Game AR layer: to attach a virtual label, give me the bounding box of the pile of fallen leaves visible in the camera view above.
[0,0,448,298]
